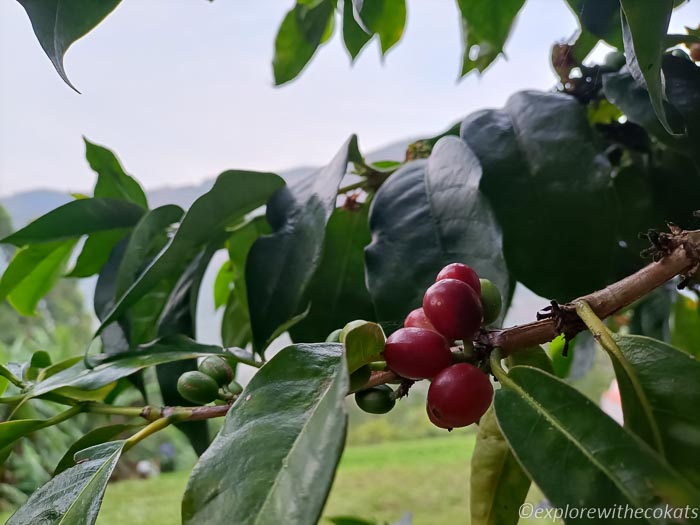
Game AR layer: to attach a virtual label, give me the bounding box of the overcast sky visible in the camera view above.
[0,1,697,197]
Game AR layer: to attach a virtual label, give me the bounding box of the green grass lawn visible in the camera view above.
[3,435,554,524]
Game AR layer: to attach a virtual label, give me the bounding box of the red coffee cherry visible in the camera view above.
[384,327,452,380]
[404,307,437,331]
[423,279,483,340]
[436,263,481,295]
[426,363,493,429]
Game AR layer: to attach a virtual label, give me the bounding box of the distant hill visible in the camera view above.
[1,139,410,228]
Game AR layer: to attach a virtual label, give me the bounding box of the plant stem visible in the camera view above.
[85,404,147,419]
[37,405,84,431]
[124,416,178,451]
[337,180,366,194]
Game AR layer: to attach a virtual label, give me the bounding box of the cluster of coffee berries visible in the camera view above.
[354,263,502,430]
[177,356,243,405]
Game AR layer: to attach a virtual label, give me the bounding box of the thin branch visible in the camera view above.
[359,228,700,389]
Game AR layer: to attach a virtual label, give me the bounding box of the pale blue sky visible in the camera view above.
[0,1,697,197]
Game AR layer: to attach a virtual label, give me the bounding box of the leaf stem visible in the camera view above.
[37,405,84,431]
[124,415,179,452]
[85,404,147,419]
[488,348,516,390]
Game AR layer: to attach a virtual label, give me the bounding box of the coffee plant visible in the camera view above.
[2,0,700,523]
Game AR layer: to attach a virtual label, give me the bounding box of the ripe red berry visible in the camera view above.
[423,279,483,340]
[427,363,493,429]
[436,263,481,295]
[404,307,437,331]
[384,327,452,380]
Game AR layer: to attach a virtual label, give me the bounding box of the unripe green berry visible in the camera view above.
[227,380,243,396]
[177,371,219,405]
[349,365,371,392]
[355,385,396,414]
[198,356,234,387]
[479,278,502,325]
[326,329,342,342]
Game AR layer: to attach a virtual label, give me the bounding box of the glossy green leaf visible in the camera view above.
[26,336,224,399]
[366,138,509,330]
[565,0,622,48]
[355,0,406,54]
[273,0,336,85]
[182,343,348,524]
[342,320,385,373]
[247,136,358,353]
[495,367,700,519]
[97,170,284,335]
[114,205,184,298]
[86,138,148,208]
[470,346,549,525]
[290,204,376,342]
[6,240,77,315]
[671,294,700,358]
[16,0,121,92]
[456,0,526,75]
[620,0,677,134]
[7,440,125,525]
[0,198,144,246]
[54,424,135,475]
[460,91,616,301]
[342,0,371,59]
[221,216,270,348]
[613,334,700,488]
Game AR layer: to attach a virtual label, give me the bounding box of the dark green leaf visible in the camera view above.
[0,198,144,246]
[613,334,700,488]
[7,441,125,524]
[356,0,406,54]
[461,91,616,301]
[97,170,283,336]
[273,1,336,85]
[86,138,148,208]
[4,240,77,315]
[628,287,672,341]
[182,343,348,524]
[26,336,224,399]
[221,216,271,348]
[366,138,509,331]
[54,424,135,475]
[213,262,234,310]
[290,204,376,342]
[155,244,221,456]
[456,0,526,75]
[671,294,700,358]
[495,367,700,519]
[16,0,121,92]
[620,0,677,134]
[342,0,371,59]
[565,0,622,48]
[247,137,357,353]
[67,229,130,278]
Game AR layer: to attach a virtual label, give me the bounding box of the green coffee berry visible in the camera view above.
[479,278,503,325]
[198,356,234,387]
[177,371,219,405]
[354,385,396,414]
